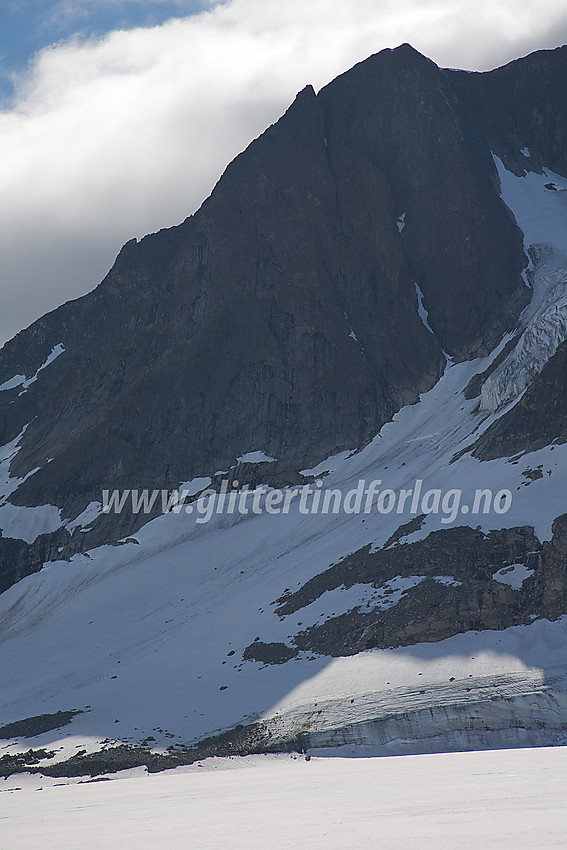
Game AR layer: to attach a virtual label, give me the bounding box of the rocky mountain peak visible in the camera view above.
[0,43,566,590]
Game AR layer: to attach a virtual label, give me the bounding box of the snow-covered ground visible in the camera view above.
[2,747,566,849]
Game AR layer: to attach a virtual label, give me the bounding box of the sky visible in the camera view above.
[0,2,208,101]
[1,0,566,347]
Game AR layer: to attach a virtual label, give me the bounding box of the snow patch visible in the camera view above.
[493,155,567,254]
[0,426,29,503]
[344,312,360,344]
[414,282,434,334]
[0,502,62,544]
[178,476,213,495]
[280,576,426,629]
[433,575,462,587]
[236,451,277,464]
[1,343,65,394]
[0,373,26,392]
[66,501,104,533]
[363,575,426,609]
[493,563,535,590]
[0,426,63,542]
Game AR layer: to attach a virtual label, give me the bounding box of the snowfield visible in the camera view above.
[2,747,566,849]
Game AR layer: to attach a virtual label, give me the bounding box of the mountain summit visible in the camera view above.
[1,44,556,571]
[1,45,567,769]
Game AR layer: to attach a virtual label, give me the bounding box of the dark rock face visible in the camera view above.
[450,45,567,177]
[1,44,566,588]
[266,519,567,659]
[319,45,528,358]
[0,710,82,739]
[243,640,298,665]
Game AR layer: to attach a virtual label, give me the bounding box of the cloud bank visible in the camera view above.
[1,0,566,345]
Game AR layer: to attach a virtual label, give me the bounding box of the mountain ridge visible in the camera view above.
[2,42,553,530]
[1,43,567,770]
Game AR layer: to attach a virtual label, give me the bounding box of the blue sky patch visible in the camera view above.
[0,0,209,102]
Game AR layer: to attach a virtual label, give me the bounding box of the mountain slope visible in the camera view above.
[0,43,547,580]
[1,44,567,770]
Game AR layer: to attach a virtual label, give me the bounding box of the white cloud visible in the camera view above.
[1,0,566,345]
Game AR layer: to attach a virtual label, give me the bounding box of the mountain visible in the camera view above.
[1,43,567,775]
